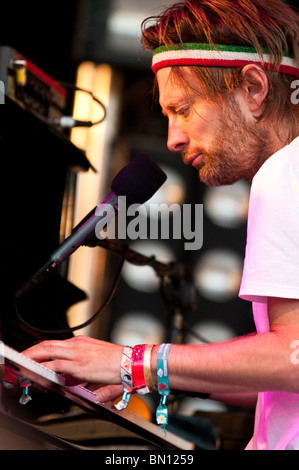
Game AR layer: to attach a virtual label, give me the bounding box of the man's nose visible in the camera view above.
[167,120,189,153]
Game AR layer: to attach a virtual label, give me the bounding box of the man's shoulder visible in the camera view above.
[253,137,299,185]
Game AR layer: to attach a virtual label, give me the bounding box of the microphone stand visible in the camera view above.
[85,236,199,344]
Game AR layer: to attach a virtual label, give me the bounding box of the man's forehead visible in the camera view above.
[157,67,199,110]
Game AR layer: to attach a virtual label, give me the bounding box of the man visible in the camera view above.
[23,0,299,449]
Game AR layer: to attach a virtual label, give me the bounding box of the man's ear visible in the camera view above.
[240,64,269,116]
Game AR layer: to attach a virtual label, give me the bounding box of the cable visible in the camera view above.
[182,321,211,344]
[14,246,128,336]
[49,81,106,129]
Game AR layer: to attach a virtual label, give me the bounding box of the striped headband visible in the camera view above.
[152,43,299,77]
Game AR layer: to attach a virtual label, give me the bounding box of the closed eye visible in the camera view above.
[176,107,190,117]
[160,98,191,118]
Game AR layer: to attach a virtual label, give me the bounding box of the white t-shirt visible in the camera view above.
[239,136,299,450]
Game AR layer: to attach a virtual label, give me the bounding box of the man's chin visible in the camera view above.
[198,168,240,186]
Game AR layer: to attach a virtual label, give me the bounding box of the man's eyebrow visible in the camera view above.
[160,98,190,115]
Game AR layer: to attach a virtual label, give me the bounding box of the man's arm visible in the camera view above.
[23,297,299,401]
[209,391,257,409]
[149,297,299,395]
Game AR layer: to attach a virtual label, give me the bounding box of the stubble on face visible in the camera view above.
[184,97,273,186]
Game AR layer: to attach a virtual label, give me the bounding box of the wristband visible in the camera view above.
[143,344,157,392]
[114,346,133,411]
[156,343,172,428]
[115,343,155,412]
[131,344,150,395]
[120,346,133,388]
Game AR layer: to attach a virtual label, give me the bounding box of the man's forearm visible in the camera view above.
[210,391,257,409]
[150,329,299,395]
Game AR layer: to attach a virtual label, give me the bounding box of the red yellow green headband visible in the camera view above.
[152,43,299,77]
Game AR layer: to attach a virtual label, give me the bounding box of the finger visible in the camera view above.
[94,384,123,403]
[22,340,76,363]
[60,374,84,387]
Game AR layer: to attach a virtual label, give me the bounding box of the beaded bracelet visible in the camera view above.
[156,343,172,428]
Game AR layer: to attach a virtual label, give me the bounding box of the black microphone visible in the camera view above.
[15,154,167,299]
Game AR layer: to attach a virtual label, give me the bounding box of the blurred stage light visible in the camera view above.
[122,240,176,293]
[68,62,120,336]
[194,249,243,302]
[110,310,164,345]
[204,181,250,229]
[186,319,237,344]
[144,165,186,217]
[177,396,228,415]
